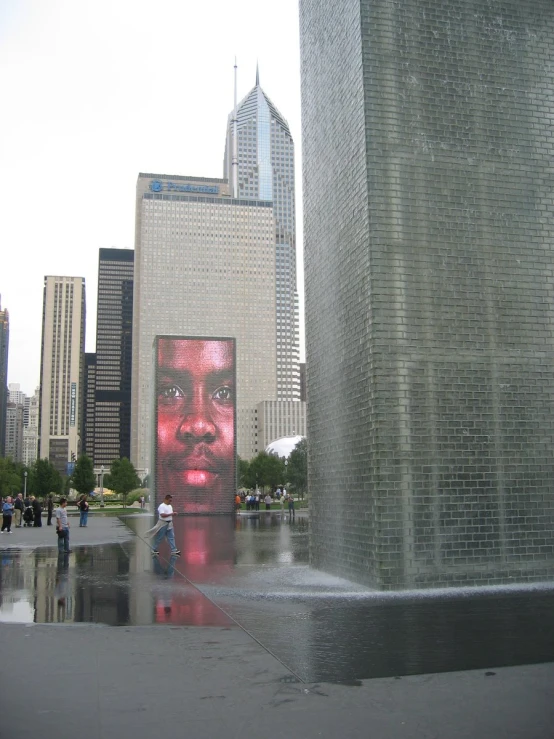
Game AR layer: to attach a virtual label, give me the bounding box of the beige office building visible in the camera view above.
[131,173,277,469]
[39,276,86,474]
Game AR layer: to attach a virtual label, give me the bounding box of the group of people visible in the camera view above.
[237,488,295,517]
[0,494,90,538]
[1,493,55,532]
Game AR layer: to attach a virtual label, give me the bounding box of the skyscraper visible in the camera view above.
[38,276,86,474]
[0,297,9,457]
[90,248,134,466]
[224,71,300,400]
[83,353,96,461]
[131,173,277,471]
[22,386,39,467]
[300,0,554,588]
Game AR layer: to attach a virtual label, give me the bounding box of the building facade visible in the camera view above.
[224,73,300,401]
[83,353,96,461]
[5,402,24,462]
[257,400,306,450]
[300,0,554,589]
[38,276,86,474]
[22,386,39,467]
[88,248,134,466]
[131,173,277,469]
[0,297,9,457]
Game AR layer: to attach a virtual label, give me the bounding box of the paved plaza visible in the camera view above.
[0,514,552,738]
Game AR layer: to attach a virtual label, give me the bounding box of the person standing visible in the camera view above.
[78,495,89,527]
[47,495,54,526]
[55,497,71,554]
[149,494,181,556]
[288,495,295,520]
[1,497,14,533]
[13,494,24,528]
[264,494,272,511]
[31,496,42,527]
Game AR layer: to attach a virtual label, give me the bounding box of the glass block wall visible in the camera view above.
[300,0,554,589]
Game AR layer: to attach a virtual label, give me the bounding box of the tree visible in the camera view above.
[266,452,286,491]
[109,458,140,507]
[0,458,22,496]
[287,438,307,498]
[32,458,63,497]
[242,451,286,492]
[237,456,250,488]
[72,455,96,496]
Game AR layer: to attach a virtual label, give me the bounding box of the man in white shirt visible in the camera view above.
[152,494,180,556]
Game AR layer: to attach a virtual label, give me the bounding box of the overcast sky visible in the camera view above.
[0,0,304,396]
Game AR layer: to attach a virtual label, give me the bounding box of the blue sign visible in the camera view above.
[70,383,76,426]
[66,462,75,476]
[149,179,219,195]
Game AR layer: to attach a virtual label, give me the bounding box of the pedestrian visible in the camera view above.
[13,493,24,528]
[140,495,145,509]
[55,497,71,554]
[264,493,272,511]
[255,492,260,511]
[235,493,241,513]
[78,495,89,527]
[31,496,42,527]
[1,496,14,533]
[288,495,295,520]
[47,494,54,525]
[147,494,181,556]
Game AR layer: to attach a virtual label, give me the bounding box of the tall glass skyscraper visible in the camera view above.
[91,248,134,466]
[224,72,300,400]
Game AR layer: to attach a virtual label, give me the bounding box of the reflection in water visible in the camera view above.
[1,512,553,683]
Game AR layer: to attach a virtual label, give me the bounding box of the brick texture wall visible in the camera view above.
[300,0,554,589]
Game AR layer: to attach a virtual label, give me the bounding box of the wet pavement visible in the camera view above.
[1,511,554,683]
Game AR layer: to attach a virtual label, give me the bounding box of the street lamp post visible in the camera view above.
[100,465,105,508]
[24,471,27,497]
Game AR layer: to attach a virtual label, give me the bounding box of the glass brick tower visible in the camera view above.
[300,0,554,589]
[224,70,300,400]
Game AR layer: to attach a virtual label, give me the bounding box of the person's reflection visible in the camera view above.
[152,517,236,627]
[54,552,70,622]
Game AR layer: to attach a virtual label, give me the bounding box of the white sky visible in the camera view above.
[0,0,304,396]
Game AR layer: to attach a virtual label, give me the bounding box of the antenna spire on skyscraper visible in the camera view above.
[232,57,238,198]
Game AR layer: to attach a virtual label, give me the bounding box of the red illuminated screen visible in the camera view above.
[155,337,236,514]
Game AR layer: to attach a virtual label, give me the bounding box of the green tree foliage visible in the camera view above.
[287,438,307,498]
[237,456,250,488]
[32,458,63,497]
[109,458,141,507]
[242,451,286,492]
[0,458,23,496]
[72,455,96,496]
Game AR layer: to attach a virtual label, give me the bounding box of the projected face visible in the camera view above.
[156,338,235,513]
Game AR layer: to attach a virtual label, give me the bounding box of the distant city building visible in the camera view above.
[5,402,24,462]
[300,0,554,588]
[22,386,39,467]
[299,363,306,403]
[0,297,9,457]
[38,276,86,474]
[224,70,300,401]
[257,400,306,450]
[131,173,277,468]
[83,353,96,460]
[89,248,134,466]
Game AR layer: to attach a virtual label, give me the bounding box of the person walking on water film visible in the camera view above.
[146,494,181,556]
